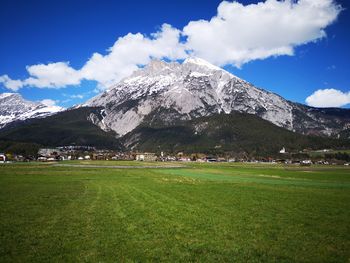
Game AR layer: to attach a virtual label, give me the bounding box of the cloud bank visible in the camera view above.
[306,88,350,107]
[0,0,342,91]
[184,0,341,66]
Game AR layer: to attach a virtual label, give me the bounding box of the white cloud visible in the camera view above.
[69,94,84,99]
[24,62,81,88]
[0,75,23,91]
[0,24,186,91]
[80,23,186,87]
[0,0,342,90]
[0,62,82,91]
[40,99,58,107]
[306,88,350,107]
[0,62,81,91]
[183,0,341,66]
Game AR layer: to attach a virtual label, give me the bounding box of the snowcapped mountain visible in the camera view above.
[1,58,348,141]
[84,57,350,138]
[0,93,63,129]
[0,58,349,152]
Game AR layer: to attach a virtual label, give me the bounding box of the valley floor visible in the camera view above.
[0,161,349,262]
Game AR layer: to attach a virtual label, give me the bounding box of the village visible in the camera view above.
[0,145,349,166]
[0,146,223,163]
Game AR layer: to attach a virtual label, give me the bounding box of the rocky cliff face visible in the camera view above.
[84,57,349,138]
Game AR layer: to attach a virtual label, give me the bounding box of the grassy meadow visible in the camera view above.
[0,161,349,262]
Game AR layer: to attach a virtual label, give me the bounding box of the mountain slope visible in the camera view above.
[122,111,349,155]
[0,107,122,149]
[0,93,63,129]
[1,106,347,155]
[84,57,350,138]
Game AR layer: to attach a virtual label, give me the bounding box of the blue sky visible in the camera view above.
[0,0,349,108]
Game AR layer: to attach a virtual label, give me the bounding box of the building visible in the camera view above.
[279,147,286,154]
[301,160,312,166]
[38,148,60,157]
[0,153,6,163]
[135,153,157,161]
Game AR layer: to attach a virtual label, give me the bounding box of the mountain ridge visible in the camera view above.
[0,93,63,129]
[0,57,349,152]
[1,106,348,155]
[84,57,350,138]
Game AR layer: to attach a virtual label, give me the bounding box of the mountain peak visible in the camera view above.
[146,59,169,70]
[127,59,180,79]
[0,92,63,129]
[183,57,223,71]
[0,92,21,99]
[126,57,230,81]
[182,57,240,81]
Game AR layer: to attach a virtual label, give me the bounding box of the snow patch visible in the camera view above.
[184,57,223,71]
[189,72,207,78]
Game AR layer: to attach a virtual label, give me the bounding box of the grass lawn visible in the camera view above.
[0,161,349,262]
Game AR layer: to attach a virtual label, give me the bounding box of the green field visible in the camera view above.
[1,162,349,262]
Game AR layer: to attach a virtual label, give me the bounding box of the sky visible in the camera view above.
[0,0,349,108]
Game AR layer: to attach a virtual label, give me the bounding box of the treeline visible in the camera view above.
[324,152,350,162]
[0,107,123,150]
[124,112,350,156]
[0,140,41,157]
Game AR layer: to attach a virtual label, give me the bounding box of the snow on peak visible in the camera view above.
[0,92,64,129]
[0,92,19,99]
[182,57,240,81]
[146,59,169,71]
[42,105,64,113]
[183,57,223,71]
[189,71,207,78]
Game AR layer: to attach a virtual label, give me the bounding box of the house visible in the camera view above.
[206,156,217,162]
[38,148,60,157]
[179,157,191,162]
[135,153,157,161]
[279,147,286,154]
[0,154,6,163]
[300,160,312,166]
[14,155,26,162]
[177,152,184,157]
[93,153,107,160]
